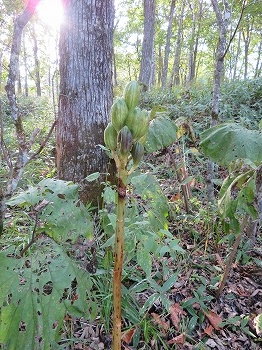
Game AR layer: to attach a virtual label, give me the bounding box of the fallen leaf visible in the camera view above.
[170,303,186,330]
[204,324,214,336]
[151,312,169,332]
[167,333,185,345]
[254,314,262,336]
[121,327,136,344]
[203,310,222,330]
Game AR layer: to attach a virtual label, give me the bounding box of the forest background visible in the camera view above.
[0,0,262,349]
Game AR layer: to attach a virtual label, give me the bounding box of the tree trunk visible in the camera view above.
[23,31,29,96]
[233,31,241,80]
[254,38,262,78]
[169,0,185,87]
[187,0,203,83]
[161,0,176,89]
[139,0,156,89]
[57,0,114,206]
[2,0,42,234]
[207,0,230,203]
[31,23,41,96]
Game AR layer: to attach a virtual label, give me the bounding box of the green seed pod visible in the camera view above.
[104,122,118,151]
[123,81,141,111]
[110,97,129,132]
[118,125,133,156]
[131,141,144,167]
[125,108,149,140]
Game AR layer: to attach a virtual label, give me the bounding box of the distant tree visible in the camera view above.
[57,0,114,206]
[161,0,176,89]
[139,0,156,89]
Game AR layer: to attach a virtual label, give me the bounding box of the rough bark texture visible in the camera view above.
[139,0,156,89]
[57,0,114,206]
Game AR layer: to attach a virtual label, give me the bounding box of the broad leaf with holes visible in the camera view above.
[200,123,262,166]
[0,241,95,350]
[6,179,93,242]
[145,115,177,152]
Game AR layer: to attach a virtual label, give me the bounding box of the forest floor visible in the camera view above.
[61,149,262,350]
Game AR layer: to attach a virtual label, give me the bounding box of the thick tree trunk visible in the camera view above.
[57,0,114,206]
[161,0,176,89]
[139,0,156,89]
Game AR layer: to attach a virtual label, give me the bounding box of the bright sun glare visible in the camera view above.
[37,0,64,30]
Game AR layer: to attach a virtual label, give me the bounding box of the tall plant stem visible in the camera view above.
[112,160,127,350]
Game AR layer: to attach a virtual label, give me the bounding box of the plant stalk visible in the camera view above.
[112,159,127,350]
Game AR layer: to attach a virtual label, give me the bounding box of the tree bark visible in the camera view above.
[31,23,41,96]
[57,0,114,206]
[187,0,203,83]
[1,0,42,234]
[161,0,176,89]
[169,0,185,87]
[23,31,29,96]
[139,0,156,89]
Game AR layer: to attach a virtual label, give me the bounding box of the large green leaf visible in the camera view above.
[145,115,177,152]
[6,179,93,242]
[0,242,94,350]
[200,123,262,166]
[131,173,169,232]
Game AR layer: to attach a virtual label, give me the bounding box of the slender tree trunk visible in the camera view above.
[0,51,2,91]
[233,31,241,80]
[207,0,230,203]
[161,0,176,90]
[23,31,29,96]
[187,0,203,83]
[1,0,42,234]
[57,0,114,206]
[139,0,156,89]
[31,23,41,96]
[169,0,185,87]
[254,38,262,78]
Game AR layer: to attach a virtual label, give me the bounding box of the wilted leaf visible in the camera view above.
[254,314,262,336]
[170,303,186,330]
[204,324,214,336]
[122,327,136,344]
[151,313,169,332]
[203,310,223,330]
[167,333,185,345]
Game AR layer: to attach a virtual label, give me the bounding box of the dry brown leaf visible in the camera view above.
[204,324,214,336]
[151,312,169,332]
[167,333,185,345]
[121,327,136,344]
[170,303,186,330]
[203,310,222,330]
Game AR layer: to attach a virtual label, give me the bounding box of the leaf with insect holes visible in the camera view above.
[6,179,93,242]
[0,242,95,350]
[200,123,262,166]
[145,115,177,152]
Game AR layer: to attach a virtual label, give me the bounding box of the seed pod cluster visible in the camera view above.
[104,81,150,168]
